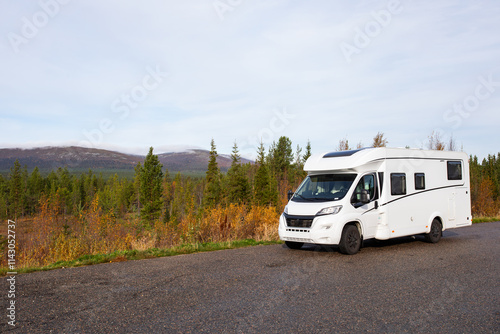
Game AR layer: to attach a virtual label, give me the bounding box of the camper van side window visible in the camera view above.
[351,174,376,206]
[447,161,462,180]
[415,173,425,190]
[391,173,406,195]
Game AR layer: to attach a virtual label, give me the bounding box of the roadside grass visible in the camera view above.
[4,219,497,277]
[472,216,500,223]
[0,239,283,276]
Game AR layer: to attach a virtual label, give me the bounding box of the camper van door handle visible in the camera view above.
[375,201,379,209]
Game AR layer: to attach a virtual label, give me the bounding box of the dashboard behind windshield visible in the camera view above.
[292,174,357,202]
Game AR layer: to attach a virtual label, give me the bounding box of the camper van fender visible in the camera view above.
[426,214,444,233]
[307,216,352,245]
[337,219,364,242]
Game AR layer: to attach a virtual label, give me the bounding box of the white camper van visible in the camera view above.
[278,147,472,254]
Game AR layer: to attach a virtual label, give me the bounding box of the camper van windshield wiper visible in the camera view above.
[294,194,337,202]
[294,194,315,201]
[311,197,337,202]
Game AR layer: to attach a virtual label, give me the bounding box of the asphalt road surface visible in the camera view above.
[3,222,499,333]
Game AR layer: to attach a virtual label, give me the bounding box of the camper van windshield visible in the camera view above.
[292,174,357,202]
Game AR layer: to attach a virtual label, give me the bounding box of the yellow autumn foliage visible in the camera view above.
[2,196,281,269]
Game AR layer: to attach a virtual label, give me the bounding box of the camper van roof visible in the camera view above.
[304,147,468,173]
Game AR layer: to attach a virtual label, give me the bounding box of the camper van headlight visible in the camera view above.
[283,205,289,215]
[316,205,342,216]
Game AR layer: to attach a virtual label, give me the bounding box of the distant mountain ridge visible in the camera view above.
[0,146,253,175]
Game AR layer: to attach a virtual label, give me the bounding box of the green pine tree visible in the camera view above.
[138,147,164,222]
[270,136,293,181]
[162,168,172,223]
[303,140,312,163]
[254,142,272,206]
[26,167,44,215]
[289,144,303,184]
[132,162,142,211]
[204,139,221,208]
[56,167,73,214]
[8,159,25,219]
[302,140,312,178]
[227,142,250,204]
[0,175,8,219]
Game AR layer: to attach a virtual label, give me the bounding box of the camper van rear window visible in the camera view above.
[415,173,425,190]
[447,161,462,180]
[391,173,406,195]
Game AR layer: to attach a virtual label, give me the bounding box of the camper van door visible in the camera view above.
[351,173,379,238]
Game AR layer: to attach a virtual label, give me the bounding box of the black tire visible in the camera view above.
[285,241,303,250]
[425,219,442,243]
[339,224,361,255]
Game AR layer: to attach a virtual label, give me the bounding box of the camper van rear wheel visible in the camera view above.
[425,219,442,243]
[339,224,361,255]
[285,241,304,250]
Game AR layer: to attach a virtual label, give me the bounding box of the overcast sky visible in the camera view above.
[1,0,499,160]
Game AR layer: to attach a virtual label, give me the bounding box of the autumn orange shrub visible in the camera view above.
[248,206,280,241]
[473,178,497,217]
[178,204,280,244]
[18,195,62,267]
[77,195,131,255]
[3,195,134,268]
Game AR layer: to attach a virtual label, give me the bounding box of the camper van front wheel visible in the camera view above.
[425,219,442,243]
[339,224,361,255]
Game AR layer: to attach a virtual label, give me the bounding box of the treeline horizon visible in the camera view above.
[0,136,311,222]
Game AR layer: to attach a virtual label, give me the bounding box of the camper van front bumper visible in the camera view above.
[279,214,342,245]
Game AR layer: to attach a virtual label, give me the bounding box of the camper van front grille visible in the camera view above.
[286,217,313,228]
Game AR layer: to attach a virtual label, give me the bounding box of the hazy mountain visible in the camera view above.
[0,146,252,176]
[157,149,252,173]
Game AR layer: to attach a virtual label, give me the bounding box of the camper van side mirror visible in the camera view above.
[287,190,294,201]
[358,189,370,204]
[352,189,371,208]
[360,189,370,203]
